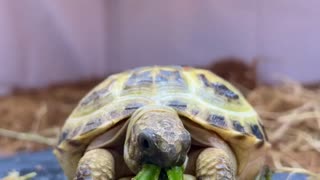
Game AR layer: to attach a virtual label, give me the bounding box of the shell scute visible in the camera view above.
[156,70,186,86]
[124,70,153,89]
[122,103,144,116]
[69,126,81,139]
[198,73,211,87]
[198,73,239,101]
[195,70,251,113]
[166,100,188,111]
[124,102,144,111]
[81,118,104,135]
[74,78,116,117]
[207,114,227,128]
[250,124,264,140]
[109,110,121,120]
[232,120,246,133]
[80,88,106,106]
[57,130,69,145]
[81,79,115,106]
[211,82,239,100]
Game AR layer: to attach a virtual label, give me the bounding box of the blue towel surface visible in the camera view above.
[0,149,310,180]
[0,149,65,180]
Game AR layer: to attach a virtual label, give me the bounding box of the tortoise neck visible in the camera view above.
[126,105,178,136]
[132,105,176,120]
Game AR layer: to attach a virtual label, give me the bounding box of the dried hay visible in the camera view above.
[247,80,320,173]
[0,80,99,156]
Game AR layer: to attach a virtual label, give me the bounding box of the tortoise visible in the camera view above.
[53,66,271,180]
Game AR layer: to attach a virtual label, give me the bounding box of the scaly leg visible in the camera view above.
[196,148,236,180]
[74,148,115,180]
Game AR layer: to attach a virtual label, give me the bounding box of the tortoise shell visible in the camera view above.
[54,66,270,178]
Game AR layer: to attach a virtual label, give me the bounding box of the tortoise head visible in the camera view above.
[124,105,191,173]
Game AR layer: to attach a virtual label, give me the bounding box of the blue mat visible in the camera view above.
[271,173,309,180]
[0,149,311,180]
[0,149,65,180]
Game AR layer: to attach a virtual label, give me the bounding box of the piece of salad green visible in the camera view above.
[167,166,184,180]
[133,164,161,180]
[134,165,184,180]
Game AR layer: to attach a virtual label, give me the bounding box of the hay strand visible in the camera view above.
[0,128,56,146]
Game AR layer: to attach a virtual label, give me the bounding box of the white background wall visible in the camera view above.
[0,0,319,94]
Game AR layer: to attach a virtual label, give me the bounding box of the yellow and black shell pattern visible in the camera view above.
[55,66,270,176]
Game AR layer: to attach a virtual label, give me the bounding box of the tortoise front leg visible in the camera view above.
[196,148,237,180]
[75,148,115,180]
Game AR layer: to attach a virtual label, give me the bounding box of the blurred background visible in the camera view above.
[0,0,319,178]
[1,0,320,94]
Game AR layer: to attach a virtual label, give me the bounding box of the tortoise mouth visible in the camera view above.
[159,168,169,180]
[141,153,186,169]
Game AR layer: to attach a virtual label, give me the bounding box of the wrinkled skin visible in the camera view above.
[124,106,191,173]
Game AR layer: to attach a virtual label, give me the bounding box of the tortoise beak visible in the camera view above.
[141,146,186,168]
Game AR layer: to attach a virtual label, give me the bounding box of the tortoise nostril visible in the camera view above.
[138,132,153,151]
[142,139,150,149]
